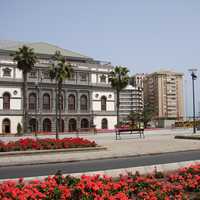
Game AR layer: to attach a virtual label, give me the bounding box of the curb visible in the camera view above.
[0,146,106,157]
[175,135,200,140]
[1,159,199,182]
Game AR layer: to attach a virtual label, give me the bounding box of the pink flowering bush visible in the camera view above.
[1,164,200,199]
[0,138,97,152]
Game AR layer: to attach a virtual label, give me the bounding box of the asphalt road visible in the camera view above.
[1,150,200,179]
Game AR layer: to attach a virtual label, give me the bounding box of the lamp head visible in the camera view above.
[188,69,198,80]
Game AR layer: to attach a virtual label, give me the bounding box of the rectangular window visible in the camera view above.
[100,75,106,83]
[29,70,37,78]
[43,71,50,79]
[69,72,75,81]
[3,67,11,77]
[80,72,87,81]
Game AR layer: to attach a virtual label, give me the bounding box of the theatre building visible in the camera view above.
[0,41,117,134]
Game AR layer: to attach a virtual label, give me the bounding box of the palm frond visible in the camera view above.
[11,45,37,73]
[49,52,73,83]
[108,65,129,91]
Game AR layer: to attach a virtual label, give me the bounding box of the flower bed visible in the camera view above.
[1,164,200,199]
[0,138,97,152]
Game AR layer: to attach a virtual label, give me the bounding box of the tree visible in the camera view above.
[49,51,73,139]
[17,123,22,136]
[109,66,129,127]
[12,46,37,134]
[141,103,154,128]
[127,111,141,128]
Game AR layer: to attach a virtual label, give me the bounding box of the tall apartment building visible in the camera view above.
[119,85,143,121]
[0,41,117,134]
[143,70,184,128]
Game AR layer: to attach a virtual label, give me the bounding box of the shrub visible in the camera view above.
[1,164,200,199]
[16,123,22,136]
[0,138,97,152]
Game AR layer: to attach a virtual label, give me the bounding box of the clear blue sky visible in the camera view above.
[0,0,200,116]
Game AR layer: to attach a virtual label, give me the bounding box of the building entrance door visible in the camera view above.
[69,119,77,131]
[2,119,10,133]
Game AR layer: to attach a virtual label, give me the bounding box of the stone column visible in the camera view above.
[77,90,80,113]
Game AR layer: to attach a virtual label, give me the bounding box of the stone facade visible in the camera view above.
[0,42,117,134]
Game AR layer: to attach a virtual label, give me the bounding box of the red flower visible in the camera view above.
[0,138,97,152]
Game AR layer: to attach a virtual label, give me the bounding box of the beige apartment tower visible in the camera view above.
[144,70,184,128]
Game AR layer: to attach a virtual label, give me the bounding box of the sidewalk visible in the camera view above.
[0,129,200,167]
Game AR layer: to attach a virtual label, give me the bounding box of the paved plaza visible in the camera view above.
[0,128,200,167]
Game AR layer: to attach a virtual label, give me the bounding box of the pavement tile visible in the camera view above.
[0,129,200,167]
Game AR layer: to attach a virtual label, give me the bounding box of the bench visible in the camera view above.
[115,128,144,140]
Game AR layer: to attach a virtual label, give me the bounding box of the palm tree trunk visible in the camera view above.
[23,72,28,134]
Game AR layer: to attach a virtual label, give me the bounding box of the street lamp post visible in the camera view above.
[55,81,59,139]
[138,87,141,129]
[189,69,197,134]
[35,81,38,138]
[90,86,96,135]
[131,88,134,129]
[34,74,42,138]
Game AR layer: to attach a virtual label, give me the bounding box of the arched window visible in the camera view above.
[81,118,89,128]
[43,118,51,132]
[68,94,75,111]
[80,95,87,111]
[68,118,77,131]
[29,93,37,110]
[100,74,106,83]
[102,118,108,129]
[101,96,107,111]
[43,93,50,110]
[29,118,38,132]
[2,118,11,133]
[3,92,10,110]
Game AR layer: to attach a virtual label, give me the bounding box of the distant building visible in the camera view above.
[131,73,145,88]
[0,41,117,134]
[143,70,184,128]
[119,85,143,121]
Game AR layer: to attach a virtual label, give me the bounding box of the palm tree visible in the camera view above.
[12,46,37,134]
[109,66,129,127]
[49,51,73,139]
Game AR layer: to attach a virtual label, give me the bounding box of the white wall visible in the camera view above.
[91,73,97,83]
[0,116,22,134]
[94,116,117,129]
[92,91,115,111]
[107,102,115,111]
[97,74,108,84]
[0,87,22,110]
[0,66,14,78]
[10,99,21,110]
[0,66,22,79]
[93,101,115,111]
[91,73,109,84]
[15,68,22,79]
[92,91,115,101]
[93,101,101,111]
[0,87,21,98]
